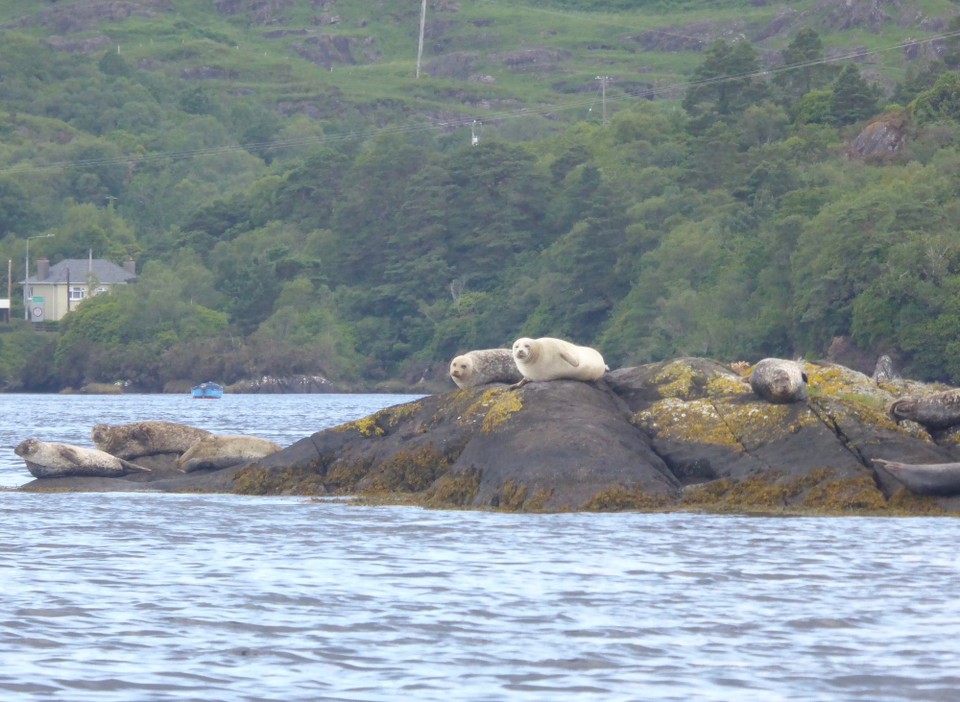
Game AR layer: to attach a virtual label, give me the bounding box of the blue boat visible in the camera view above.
[191,382,224,399]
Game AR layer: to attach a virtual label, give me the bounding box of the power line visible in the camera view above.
[1,30,958,175]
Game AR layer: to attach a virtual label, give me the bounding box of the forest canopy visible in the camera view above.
[3,3,960,391]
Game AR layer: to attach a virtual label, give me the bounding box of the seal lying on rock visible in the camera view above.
[176,435,283,473]
[747,358,808,404]
[15,439,152,479]
[510,337,608,389]
[888,389,960,430]
[872,458,960,497]
[92,421,212,459]
[449,349,524,389]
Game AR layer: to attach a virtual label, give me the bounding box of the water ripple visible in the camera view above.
[3,394,960,700]
[2,497,959,701]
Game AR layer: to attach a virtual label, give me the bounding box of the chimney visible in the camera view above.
[123,258,136,276]
[37,257,50,281]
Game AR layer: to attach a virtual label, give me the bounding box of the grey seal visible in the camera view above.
[15,438,152,479]
[449,349,524,389]
[872,458,960,497]
[747,358,808,404]
[92,421,212,459]
[888,389,960,430]
[176,435,283,473]
[511,336,607,389]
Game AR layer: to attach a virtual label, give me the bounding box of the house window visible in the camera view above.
[69,287,86,301]
[94,286,108,294]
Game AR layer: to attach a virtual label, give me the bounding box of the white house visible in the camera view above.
[21,257,137,322]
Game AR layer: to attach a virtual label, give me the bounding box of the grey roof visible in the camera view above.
[26,259,137,285]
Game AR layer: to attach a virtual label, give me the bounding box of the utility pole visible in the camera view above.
[5,259,10,324]
[416,0,427,78]
[595,76,610,125]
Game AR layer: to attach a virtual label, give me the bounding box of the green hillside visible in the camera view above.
[2,0,960,391]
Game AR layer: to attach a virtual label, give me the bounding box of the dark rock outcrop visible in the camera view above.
[17,358,960,515]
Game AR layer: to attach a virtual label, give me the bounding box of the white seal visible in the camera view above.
[510,337,608,388]
[15,438,152,479]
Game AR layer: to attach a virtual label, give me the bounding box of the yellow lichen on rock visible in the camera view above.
[456,387,524,434]
[635,398,741,448]
[705,373,753,397]
[652,361,699,399]
[635,395,816,450]
[333,401,424,438]
[480,390,523,434]
[335,414,384,437]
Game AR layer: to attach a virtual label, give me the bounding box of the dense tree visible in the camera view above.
[911,71,960,123]
[682,39,770,131]
[830,64,880,125]
[773,29,837,104]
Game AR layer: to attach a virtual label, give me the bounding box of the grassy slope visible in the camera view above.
[2,0,956,145]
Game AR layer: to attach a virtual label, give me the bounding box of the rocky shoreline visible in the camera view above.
[16,357,960,516]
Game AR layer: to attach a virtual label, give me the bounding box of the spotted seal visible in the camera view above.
[746,358,808,404]
[92,421,212,459]
[449,348,524,389]
[15,439,152,479]
[176,435,283,473]
[510,336,608,389]
[888,389,960,430]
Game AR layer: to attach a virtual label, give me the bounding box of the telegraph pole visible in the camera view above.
[595,76,610,124]
[416,0,427,78]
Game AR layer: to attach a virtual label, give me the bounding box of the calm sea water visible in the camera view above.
[2,394,959,701]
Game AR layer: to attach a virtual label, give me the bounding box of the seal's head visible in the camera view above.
[512,338,537,363]
[14,438,38,458]
[91,424,110,445]
[449,355,473,386]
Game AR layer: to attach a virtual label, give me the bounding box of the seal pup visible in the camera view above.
[888,389,960,430]
[872,458,960,497]
[449,349,524,389]
[92,421,212,459]
[746,358,808,404]
[15,439,152,479]
[176,434,283,473]
[510,336,607,389]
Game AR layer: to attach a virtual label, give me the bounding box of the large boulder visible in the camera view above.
[17,357,960,515]
[234,381,678,511]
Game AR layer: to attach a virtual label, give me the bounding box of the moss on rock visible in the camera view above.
[324,458,374,493]
[424,468,481,508]
[233,466,328,496]
[362,446,450,494]
[581,486,671,512]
